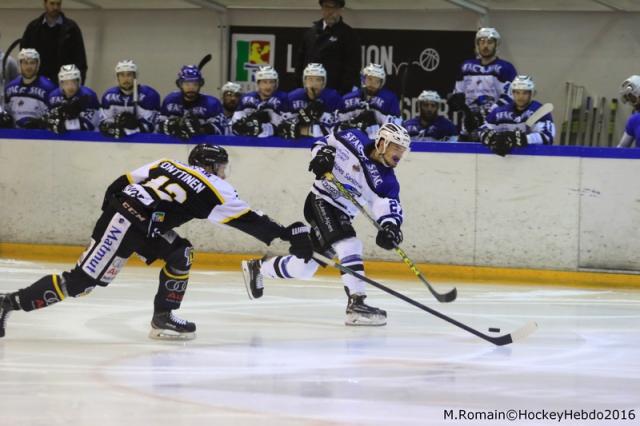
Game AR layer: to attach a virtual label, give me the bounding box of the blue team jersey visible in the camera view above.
[339,87,402,139]
[158,91,225,135]
[624,112,640,146]
[4,75,56,127]
[402,115,458,141]
[480,100,555,145]
[288,87,342,136]
[454,57,517,109]
[231,90,290,137]
[100,85,161,133]
[49,86,101,131]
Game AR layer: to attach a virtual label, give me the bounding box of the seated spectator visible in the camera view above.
[220,81,242,135]
[45,64,100,134]
[157,65,224,140]
[278,63,341,139]
[232,66,290,137]
[403,91,457,142]
[479,75,555,156]
[99,60,160,139]
[617,75,640,148]
[338,63,402,139]
[4,48,55,129]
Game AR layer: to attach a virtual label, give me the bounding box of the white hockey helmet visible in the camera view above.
[361,63,386,87]
[18,48,40,62]
[58,64,81,82]
[255,65,279,83]
[620,75,640,104]
[509,75,535,96]
[115,60,138,75]
[376,122,411,152]
[221,81,242,95]
[475,27,501,44]
[418,90,442,104]
[303,63,327,80]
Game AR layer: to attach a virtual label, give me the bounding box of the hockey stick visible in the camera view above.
[607,98,618,147]
[1,38,22,109]
[324,172,457,303]
[525,102,554,127]
[197,53,212,71]
[313,252,537,346]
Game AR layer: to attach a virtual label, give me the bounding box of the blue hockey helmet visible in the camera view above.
[176,65,204,88]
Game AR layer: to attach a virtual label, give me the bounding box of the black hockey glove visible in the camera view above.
[116,111,139,130]
[0,111,14,128]
[99,121,122,139]
[308,145,336,179]
[276,120,300,139]
[160,117,182,138]
[21,116,47,129]
[447,92,466,112]
[463,110,484,132]
[233,117,262,136]
[282,221,313,262]
[180,116,201,139]
[354,109,377,127]
[482,131,513,157]
[59,97,83,120]
[508,130,528,147]
[299,100,324,124]
[45,109,66,134]
[376,222,403,250]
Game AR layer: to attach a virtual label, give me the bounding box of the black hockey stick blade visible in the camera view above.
[197,53,213,71]
[2,38,22,81]
[314,252,538,346]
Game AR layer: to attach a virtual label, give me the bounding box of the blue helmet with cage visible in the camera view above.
[175,65,204,88]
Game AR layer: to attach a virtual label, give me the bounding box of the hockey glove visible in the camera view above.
[180,116,201,139]
[160,117,182,138]
[0,111,14,128]
[447,92,466,112]
[45,109,66,134]
[59,97,83,120]
[376,222,403,250]
[233,117,262,136]
[21,116,47,130]
[282,221,313,262]
[463,110,484,132]
[276,120,300,139]
[116,111,139,130]
[308,145,336,179]
[299,100,324,124]
[99,121,122,139]
[354,109,377,127]
[484,131,514,157]
[509,130,528,147]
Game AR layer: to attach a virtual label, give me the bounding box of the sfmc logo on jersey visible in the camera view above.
[231,33,276,92]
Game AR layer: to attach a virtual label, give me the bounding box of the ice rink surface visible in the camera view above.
[1,258,639,426]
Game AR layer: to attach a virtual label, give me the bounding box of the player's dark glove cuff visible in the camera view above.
[376,222,403,250]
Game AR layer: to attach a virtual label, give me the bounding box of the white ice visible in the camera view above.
[1,259,639,426]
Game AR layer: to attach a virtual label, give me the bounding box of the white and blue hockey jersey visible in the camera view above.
[402,115,458,142]
[454,58,517,110]
[311,129,403,227]
[4,76,56,127]
[48,86,101,131]
[617,111,640,148]
[339,88,402,139]
[157,91,225,135]
[479,100,555,145]
[100,85,161,134]
[287,87,342,137]
[231,91,290,137]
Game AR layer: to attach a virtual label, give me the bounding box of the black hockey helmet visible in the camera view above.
[319,0,345,7]
[188,144,228,169]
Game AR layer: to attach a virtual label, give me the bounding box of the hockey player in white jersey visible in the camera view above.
[45,64,100,133]
[241,123,410,326]
[617,75,640,148]
[4,48,56,129]
[479,75,555,156]
[99,60,161,139]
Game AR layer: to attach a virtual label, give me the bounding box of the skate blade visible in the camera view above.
[345,313,387,327]
[148,328,196,341]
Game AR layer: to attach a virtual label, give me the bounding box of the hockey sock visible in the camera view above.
[15,274,66,312]
[334,237,366,294]
[154,265,189,312]
[261,255,319,280]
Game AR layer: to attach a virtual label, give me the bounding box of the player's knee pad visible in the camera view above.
[61,267,101,297]
[333,237,364,273]
[164,237,194,276]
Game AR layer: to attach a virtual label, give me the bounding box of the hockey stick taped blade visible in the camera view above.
[525,103,554,127]
[509,321,538,343]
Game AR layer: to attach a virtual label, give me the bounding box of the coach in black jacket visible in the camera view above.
[296,0,360,95]
[21,0,87,85]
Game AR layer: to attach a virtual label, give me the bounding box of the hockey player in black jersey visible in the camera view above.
[0,144,313,340]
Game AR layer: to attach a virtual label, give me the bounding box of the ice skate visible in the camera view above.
[0,294,13,338]
[241,258,264,300]
[149,310,196,340]
[345,293,387,326]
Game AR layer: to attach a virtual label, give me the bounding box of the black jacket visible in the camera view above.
[296,17,361,95]
[21,12,88,84]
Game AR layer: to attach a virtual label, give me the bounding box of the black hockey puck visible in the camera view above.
[488,327,501,333]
